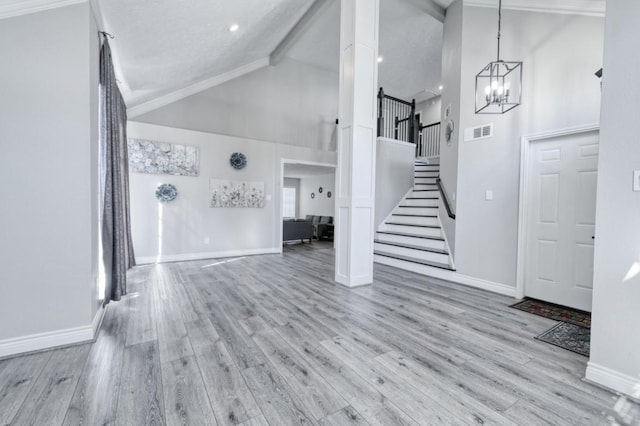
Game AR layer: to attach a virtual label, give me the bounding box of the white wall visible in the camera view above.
[375,138,415,227]
[451,6,604,287]
[416,96,442,126]
[0,4,99,347]
[587,0,640,397]
[299,174,336,218]
[438,0,464,254]
[128,122,337,263]
[135,58,339,151]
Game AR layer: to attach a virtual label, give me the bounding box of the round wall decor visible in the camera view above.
[318,187,323,194]
[230,152,247,170]
[311,193,316,199]
[445,120,455,145]
[156,183,178,203]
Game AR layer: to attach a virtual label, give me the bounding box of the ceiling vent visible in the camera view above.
[464,123,493,142]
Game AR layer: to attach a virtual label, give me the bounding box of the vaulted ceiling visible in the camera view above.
[94,0,605,114]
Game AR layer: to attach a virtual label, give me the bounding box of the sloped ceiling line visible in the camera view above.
[270,0,335,66]
[0,0,85,19]
[127,57,270,118]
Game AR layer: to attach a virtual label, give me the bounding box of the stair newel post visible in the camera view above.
[410,98,417,146]
[377,87,384,137]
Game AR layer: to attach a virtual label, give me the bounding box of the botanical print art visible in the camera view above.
[128,138,199,176]
[210,179,265,208]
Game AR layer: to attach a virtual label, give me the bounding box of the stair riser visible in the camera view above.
[393,206,438,216]
[389,216,439,227]
[414,172,439,177]
[379,223,442,238]
[373,243,450,264]
[415,177,437,184]
[374,255,455,277]
[376,233,447,250]
[403,198,439,207]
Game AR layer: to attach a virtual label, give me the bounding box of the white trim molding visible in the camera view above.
[127,58,270,118]
[465,0,606,17]
[0,0,85,19]
[515,123,600,300]
[0,305,104,359]
[451,273,516,297]
[136,247,280,265]
[586,362,640,397]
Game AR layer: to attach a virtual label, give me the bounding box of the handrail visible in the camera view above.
[383,93,413,106]
[436,177,456,220]
[377,87,417,143]
[421,121,440,130]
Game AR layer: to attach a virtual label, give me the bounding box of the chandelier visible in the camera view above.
[475,0,522,114]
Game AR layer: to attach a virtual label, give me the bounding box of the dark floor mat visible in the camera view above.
[510,298,591,328]
[535,322,590,357]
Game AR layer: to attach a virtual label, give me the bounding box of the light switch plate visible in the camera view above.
[634,171,640,192]
[485,190,493,201]
[266,194,272,201]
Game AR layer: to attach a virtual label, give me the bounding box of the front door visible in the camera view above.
[525,130,599,312]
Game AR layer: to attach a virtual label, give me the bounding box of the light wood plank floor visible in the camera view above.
[0,241,632,425]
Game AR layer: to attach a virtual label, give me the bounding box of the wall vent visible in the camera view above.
[464,123,493,142]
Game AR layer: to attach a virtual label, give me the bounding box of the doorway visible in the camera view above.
[517,125,599,312]
[279,160,336,250]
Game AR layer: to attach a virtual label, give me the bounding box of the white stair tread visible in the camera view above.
[374,239,448,255]
[385,222,440,229]
[392,213,438,218]
[374,250,455,271]
[376,231,444,241]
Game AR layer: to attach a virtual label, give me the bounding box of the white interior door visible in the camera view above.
[525,130,599,311]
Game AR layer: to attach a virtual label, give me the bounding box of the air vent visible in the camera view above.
[464,123,493,142]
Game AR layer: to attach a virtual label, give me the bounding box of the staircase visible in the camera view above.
[374,159,456,275]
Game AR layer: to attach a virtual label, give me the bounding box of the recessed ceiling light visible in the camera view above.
[377,56,383,63]
[438,85,443,91]
[228,24,239,32]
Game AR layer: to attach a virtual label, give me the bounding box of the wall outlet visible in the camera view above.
[485,190,493,201]
[634,171,640,192]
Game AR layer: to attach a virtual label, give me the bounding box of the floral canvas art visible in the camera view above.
[210,179,265,208]
[128,138,199,176]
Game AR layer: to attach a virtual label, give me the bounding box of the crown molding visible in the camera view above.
[0,0,86,19]
[465,0,606,17]
[127,57,270,118]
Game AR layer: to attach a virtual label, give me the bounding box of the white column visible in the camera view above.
[335,0,379,287]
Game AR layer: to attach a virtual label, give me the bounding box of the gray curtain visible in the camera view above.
[100,36,135,303]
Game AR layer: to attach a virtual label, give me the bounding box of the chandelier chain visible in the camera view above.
[497,0,502,61]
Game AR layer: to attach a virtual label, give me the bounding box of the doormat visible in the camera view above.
[535,322,590,357]
[510,298,591,328]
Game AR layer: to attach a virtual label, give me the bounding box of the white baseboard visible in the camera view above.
[586,361,640,397]
[0,306,105,359]
[451,273,517,297]
[136,247,280,265]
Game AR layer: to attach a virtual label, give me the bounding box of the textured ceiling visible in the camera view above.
[100,0,602,111]
[287,0,450,101]
[99,0,313,105]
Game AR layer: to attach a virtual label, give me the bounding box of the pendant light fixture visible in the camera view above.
[475,0,522,114]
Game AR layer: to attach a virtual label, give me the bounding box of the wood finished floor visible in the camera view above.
[0,241,628,425]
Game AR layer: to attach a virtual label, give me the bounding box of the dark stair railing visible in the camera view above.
[377,88,418,144]
[377,87,441,158]
[418,122,441,158]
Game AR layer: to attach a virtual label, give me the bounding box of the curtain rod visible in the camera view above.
[100,31,115,39]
